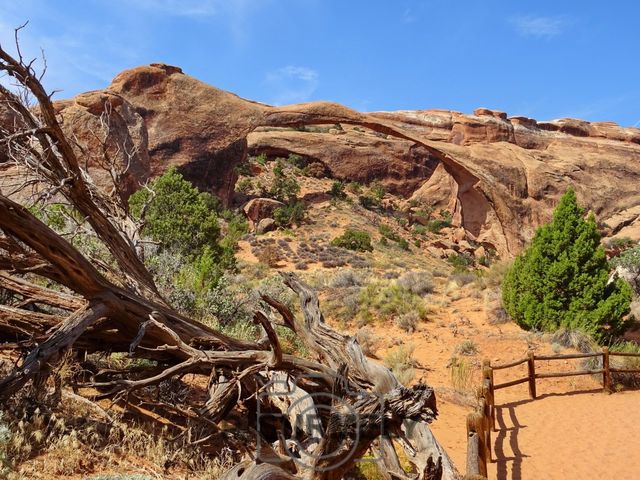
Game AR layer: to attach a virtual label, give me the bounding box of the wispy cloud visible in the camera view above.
[510,15,568,38]
[127,0,270,44]
[0,0,148,99]
[265,66,319,105]
[402,7,416,24]
[0,18,139,98]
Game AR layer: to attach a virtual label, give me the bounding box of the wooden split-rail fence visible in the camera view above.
[462,348,640,479]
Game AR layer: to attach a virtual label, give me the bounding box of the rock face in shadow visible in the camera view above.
[7,64,637,256]
[248,129,440,196]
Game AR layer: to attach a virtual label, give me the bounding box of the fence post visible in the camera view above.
[466,412,487,478]
[602,347,612,394]
[482,359,496,431]
[527,350,537,399]
[478,388,492,463]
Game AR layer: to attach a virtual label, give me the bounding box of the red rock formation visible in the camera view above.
[6,63,638,256]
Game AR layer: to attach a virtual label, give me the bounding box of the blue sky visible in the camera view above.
[1,0,638,126]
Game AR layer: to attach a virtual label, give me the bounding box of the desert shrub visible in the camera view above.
[609,340,640,388]
[455,340,478,356]
[611,245,640,294]
[426,220,448,233]
[397,271,434,296]
[197,280,252,327]
[426,210,453,233]
[378,224,399,241]
[355,326,379,356]
[236,177,253,194]
[358,282,427,323]
[358,195,377,209]
[29,202,77,231]
[370,182,386,202]
[611,245,640,270]
[252,153,268,165]
[383,345,415,385]
[269,161,301,201]
[331,229,373,252]
[331,269,364,288]
[487,305,510,325]
[303,161,327,178]
[286,153,307,168]
[396,311,420,333]
[358,183,386,210]
[483,260,511,289]
[448,253,473,272]
[330,181,347,199]
[235,160,252,176]
[449,356,475,393]
[397,238,410,251]
[129,167,226,260]
[256,245,281,267]
[451,272,476,286]
[324,287,361,323]
[550,328,598,353]
[605,237,636,250]
[503,188,632,341]
[273,200,306,228]
[346,181,363,194]
[413,225,429,236]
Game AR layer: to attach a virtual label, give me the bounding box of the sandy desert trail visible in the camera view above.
[489,389,640,479]
[433,388,640,480]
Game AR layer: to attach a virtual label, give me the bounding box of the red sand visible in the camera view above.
[432,387,640,479]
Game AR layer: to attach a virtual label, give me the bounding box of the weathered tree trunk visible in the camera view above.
[0,37,460,480]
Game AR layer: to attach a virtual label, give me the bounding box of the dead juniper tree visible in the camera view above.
[0,32,459,480]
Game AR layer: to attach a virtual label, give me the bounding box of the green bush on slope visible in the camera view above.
[502,187,632,341]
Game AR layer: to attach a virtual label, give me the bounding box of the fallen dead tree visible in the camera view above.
[0,32,459,479]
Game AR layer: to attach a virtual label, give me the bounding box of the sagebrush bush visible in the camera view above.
[455,340,478,356]
[397,271,434,296]
[331,269,364,288]
[378,224,399,241]
[302,161,327,178]
[383,345,415,385]
[502,188,632,342]
[355,326,379,356]
[396,311,420,332]
[358,281,427,324]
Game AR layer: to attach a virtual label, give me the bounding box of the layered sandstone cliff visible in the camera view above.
[3,64,638,256]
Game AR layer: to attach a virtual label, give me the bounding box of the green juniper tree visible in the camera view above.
[502,187,632,341]
[129,167,236,289]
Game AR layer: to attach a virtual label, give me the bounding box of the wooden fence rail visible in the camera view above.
[463,348,640,479]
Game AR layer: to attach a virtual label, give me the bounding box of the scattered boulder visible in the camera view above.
[474,246,487,259]
[256,218,277,234]
[243,198,285,230]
